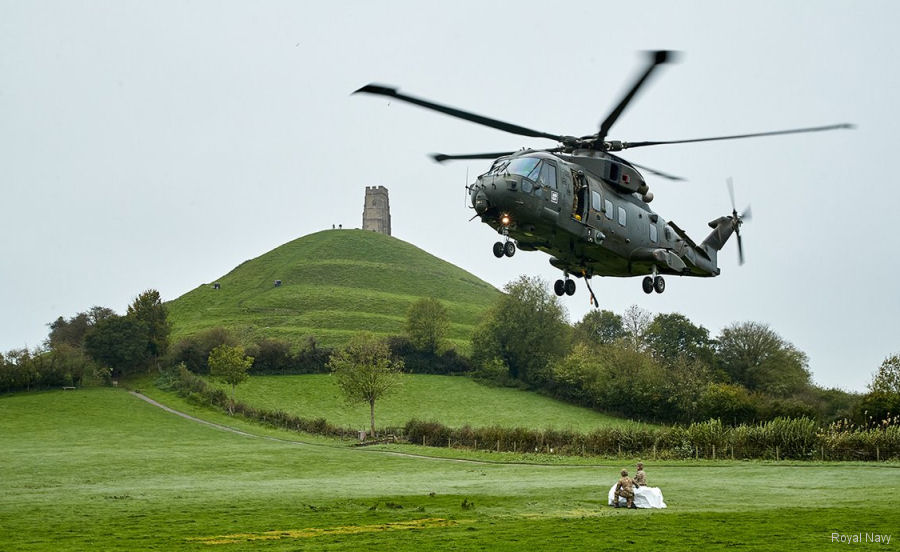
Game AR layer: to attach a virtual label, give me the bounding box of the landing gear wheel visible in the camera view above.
[554,279,566,296]
[564,278,576,296]
[504,241,516,257]
[493,242,504,258]
[653,276,666,294]
[642,276,654,294]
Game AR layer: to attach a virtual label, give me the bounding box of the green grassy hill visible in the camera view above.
[167,230,500,349]
[210,374,655,431]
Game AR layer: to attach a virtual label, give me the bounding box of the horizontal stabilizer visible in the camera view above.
[668,222,710,260]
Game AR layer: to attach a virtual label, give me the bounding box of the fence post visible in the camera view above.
[713,445,716,460]
[731,444,734,460]
[821,445,824,461]
[448,437,451,448]
[497,440,500,453]
[695,446,699,460]
[618,443,622,457]
[514,441,517,453]
[652,443,657,460]
[776,445,780,462]
[877,446,880,462]
[474,440,477,451]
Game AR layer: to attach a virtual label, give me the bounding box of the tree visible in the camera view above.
[127,289,170,365]
[471,275,570,385]
[574,309,625,346]
[327,333,403,437]
[166,327,236,374]
[405,297,450,354]
[247,338,292,374]
[46,313,91,349]
[697,382,758,425]
[621,304,651,351]
[869,353,900,395]
[208,344,254,413]
[856,353,900,424]
[644,312,712,366]
[716,322,811,397]
[83,315,149,378]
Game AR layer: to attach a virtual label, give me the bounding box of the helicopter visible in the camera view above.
[354,51,852,307]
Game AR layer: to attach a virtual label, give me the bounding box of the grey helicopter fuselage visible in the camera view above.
[470,149,735,282]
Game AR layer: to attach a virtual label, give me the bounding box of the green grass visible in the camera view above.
[166,230,500,351]
[211,373,654,431]
[2,388,899,551]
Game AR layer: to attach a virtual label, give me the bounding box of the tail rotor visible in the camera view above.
[727,177,751,265]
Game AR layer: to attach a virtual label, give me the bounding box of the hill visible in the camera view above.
[166,229,500,350]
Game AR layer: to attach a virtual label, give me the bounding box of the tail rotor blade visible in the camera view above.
[727,177,736,214]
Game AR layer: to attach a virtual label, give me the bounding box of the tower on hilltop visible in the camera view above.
[362,186,391,236]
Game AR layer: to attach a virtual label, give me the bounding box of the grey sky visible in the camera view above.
[2,1,897,391]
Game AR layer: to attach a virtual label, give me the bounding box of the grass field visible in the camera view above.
[166,230,500,351]
[2,388,898,551]
[210,374,654,431]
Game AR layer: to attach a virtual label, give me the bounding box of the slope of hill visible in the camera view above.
[210,374,656,431]
[167,229,500,349]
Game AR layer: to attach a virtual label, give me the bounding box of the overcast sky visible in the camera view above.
[2,1,897,391]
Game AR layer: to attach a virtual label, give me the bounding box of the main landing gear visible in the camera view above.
[492,240,516,258]
[642,275,666,294]
[553,277,576,296]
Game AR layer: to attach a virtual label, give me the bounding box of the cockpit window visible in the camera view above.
[504,157,542,180]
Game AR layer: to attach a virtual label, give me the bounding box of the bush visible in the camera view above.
[387,336,471,375]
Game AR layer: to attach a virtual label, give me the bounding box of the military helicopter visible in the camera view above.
[355,51,851,306]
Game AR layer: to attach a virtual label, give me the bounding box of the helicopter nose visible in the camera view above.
[473,189,489,214]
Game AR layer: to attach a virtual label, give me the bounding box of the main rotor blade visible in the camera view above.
[431,151,517,163]
[617,123,855,150]
[737,233,745,265]
[432,147,564,163]
[598,50,676,143]
[628,161,686,181]
[354,84,566,142]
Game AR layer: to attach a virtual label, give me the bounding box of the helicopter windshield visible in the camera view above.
[504,157,541,180]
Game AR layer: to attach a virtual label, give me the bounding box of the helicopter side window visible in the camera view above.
[604,199,614,219]
[650,223,658,243]
[618,206,627,227]
[591,191,602,211]
[540,163,558,189]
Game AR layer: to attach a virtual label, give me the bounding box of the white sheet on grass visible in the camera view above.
[608,484,667,508]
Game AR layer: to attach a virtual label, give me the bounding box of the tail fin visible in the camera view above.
[700,216,737,253]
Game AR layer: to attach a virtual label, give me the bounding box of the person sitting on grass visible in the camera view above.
[613,469,636,509]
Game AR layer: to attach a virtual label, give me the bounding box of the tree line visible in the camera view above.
[3,280,898,434]
[469,275,898,427]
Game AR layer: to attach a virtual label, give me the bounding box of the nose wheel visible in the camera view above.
[642,275,666,294]
[493,240,516,258]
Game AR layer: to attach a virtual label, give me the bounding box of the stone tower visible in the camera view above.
[362,186,391,236]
